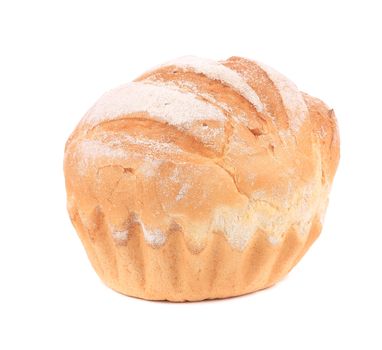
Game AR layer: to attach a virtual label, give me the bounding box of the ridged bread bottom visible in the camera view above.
[70,204,322,302]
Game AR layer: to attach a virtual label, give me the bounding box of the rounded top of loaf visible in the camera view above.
[64,56,340,251]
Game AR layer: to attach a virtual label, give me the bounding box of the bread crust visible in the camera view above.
[64,56,339,301]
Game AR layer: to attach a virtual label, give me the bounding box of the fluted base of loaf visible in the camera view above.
[71,205,322,302]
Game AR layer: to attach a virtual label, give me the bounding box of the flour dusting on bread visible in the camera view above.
[159,55,264,112]
[256,62,308,132]
[83,82,226,126]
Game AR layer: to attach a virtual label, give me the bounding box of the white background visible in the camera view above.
[1,0,381,349]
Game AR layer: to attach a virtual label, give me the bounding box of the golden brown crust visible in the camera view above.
[64,56,340,301]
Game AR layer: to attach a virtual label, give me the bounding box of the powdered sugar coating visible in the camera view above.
[159,56,264,112]
[256,62,308,132]
[82,82,226,127]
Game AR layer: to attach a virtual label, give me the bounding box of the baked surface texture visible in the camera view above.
[64,56,340,301]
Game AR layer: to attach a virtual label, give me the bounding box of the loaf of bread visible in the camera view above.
[64,56,340,301]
